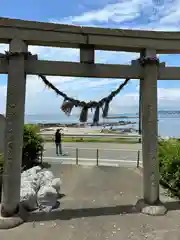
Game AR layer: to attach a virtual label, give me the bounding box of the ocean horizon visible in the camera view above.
[24,111,180,138]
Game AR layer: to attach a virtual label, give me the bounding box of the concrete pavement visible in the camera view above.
[43,142,142,150]
[42,142,142,167]
[1,165,180,239]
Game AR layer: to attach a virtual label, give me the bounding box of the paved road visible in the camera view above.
[43,142,142,167]
[41,132,141,138]
[2,166,179,240]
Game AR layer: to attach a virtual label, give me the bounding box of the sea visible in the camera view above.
[24,110,180,138]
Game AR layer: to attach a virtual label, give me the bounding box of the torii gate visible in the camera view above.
[0,17,179,227]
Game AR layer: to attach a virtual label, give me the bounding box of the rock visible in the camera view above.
[37,170,54,188]
[37,186,58,211]
[21,166,42,193]
[22,166,42,177]
[20,167,61,212]
[136,199,167,216]
[50,178,62,194]
[20,185,37,211]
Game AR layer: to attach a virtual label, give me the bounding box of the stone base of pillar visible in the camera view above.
[135,199,168,216]
[0,204,28,229]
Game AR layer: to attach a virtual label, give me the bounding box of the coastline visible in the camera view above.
[25,112,180,138]
[39,125,140,144]
[37,120,138,136]
[37,120,136,128]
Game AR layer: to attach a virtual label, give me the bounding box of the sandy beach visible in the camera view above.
[37,117,138,136]
[40,125,138,136]
[40,126,99,135]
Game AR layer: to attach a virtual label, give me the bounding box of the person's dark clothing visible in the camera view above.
[55,132,61,143]
[55,131,62,155]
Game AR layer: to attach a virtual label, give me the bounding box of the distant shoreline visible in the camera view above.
[35,120,136,129]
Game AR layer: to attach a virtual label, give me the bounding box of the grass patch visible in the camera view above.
[41,135,140,144]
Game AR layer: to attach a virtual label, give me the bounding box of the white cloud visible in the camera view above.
[112,87,180,113]
[1,77,180,115]
[159,0,180,25]
[96,51,139,64]
[158,88,180,101]
[55,0,154,25]
[157,88,180,110]
[29,46,79,62]
[1,0,180,116]
[56,0,180,32]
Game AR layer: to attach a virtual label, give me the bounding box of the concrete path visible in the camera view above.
[43,142,142,166]
[1,165,180,239]
[44,142,142,150]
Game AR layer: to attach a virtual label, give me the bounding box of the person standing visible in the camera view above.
[55,129,62,155]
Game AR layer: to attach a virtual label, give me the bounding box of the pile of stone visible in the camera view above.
[20,166,62,212]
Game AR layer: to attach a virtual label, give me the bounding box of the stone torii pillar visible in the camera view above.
[1,39,27,218]
[138,76,142,143]
[136,49,167,215]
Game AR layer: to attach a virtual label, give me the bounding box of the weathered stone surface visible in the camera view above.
[0,203,28,229]
[136,199,168,216]
[141,49,160,204]
[20,186,37,211]
[51,178,62,194]
[1,39,28,217]
[37,170,54,188]
[20,167,62,212]
[0,114,5,154]
[37,186,58,211]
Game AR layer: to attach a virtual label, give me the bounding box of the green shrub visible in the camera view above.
[159,139,180,193]
[0,124,44,173]
[22,124,44,170]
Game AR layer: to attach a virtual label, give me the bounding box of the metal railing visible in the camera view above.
[73,148,142,167]
[43,147,142,168]
[136,150,141,168]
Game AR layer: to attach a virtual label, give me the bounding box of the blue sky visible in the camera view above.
[1,0,180,115]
